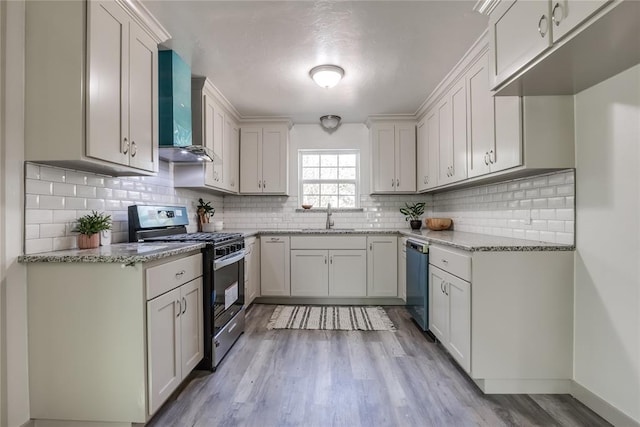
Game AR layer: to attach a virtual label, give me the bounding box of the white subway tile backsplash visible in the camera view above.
[26,194,39,209]
[26,209,53,224]
[25,163,40,179]
[65,197,87,210]
[65,171,88,185]
[39,166,66,183]
[76,185,97,198]
[25,225,39,239]
[556,209,574,221]
[25,238,53,254]
[39,195,65,210]
[53,236,77,251]
[53,210,78,224]
[86,199,106,210]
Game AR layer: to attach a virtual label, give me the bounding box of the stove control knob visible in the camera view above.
[215,248,225,257]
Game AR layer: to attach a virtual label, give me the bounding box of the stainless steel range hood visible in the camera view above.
[158,50,215,163]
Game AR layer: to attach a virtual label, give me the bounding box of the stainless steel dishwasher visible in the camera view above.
[405,239,429,331]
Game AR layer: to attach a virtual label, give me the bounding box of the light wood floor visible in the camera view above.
[148,304,610,427]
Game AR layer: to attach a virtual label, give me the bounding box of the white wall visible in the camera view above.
[1,1,30,426]
[573,64,640,424]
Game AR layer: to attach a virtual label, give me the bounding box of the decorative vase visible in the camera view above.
[410,220,422,230]
[77,233,100,249]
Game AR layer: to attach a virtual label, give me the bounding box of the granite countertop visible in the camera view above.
[398,230,574,252]
[19,242,206,264]
[230,228,574,252]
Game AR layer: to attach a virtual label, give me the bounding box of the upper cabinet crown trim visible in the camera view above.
[117,0,171,43]
[192,77,242,123]
[240,117,294,129]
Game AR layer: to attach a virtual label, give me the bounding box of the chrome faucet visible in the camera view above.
[326,203,334,229]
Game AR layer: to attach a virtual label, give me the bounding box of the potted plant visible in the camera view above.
[74,211,111,249]
[197,198,215,232]
[400,202,426,230]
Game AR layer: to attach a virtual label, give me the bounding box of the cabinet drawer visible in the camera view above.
[146,254,203,300]
[290,235,366,250]
[429,245,471,282]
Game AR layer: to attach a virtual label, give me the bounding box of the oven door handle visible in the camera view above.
[214,250,245,271]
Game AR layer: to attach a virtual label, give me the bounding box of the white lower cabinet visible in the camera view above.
[430,265,471,373]
[398,237,408,301]
[260,236,290,296]
[367,236,398,297]
[26,251,203,424]
[147,276,203,415]
[290,249,367,297]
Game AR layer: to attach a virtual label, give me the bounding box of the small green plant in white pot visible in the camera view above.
[399,202,426,230]
[74,211,111,249]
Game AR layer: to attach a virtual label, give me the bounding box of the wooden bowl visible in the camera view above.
[425,218,452,231]
[301,204,313,210]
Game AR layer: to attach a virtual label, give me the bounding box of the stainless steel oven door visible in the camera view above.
[212,250,245,335]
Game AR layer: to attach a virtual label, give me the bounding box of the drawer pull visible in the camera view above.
[176,299,181,317]
[175,270,186,280]
[182,297,187,314]
[442,259,449,264]
[538,14,548,38]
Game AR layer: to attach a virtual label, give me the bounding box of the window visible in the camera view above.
[299,150,360,208]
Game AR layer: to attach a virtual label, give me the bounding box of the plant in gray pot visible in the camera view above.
[400,202,426,230]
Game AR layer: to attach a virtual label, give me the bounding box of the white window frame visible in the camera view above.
[298,149,360,209]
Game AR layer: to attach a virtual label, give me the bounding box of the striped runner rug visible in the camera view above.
[266,305,396,331]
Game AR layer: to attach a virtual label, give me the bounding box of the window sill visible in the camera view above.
[295,208,363,213]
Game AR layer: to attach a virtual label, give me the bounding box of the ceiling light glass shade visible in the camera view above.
[320,115,341,130]
[310,65,345,88]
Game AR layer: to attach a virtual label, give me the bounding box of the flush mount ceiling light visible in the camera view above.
[320,115,341,131]
[309,65,345,88]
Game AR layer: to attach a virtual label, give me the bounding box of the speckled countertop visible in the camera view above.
[230,228,574,252]
[19,242,205,264]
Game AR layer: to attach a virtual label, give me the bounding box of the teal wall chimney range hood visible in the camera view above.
[158,50,213,162]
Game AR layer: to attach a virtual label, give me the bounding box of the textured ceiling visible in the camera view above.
[143,1,488,124]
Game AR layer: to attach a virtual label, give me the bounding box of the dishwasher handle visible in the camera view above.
[406,239,429,254]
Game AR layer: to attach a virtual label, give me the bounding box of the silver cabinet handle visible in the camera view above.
[489,149,495,164]
[396,178,400,187]
[423,176,427,184]
[369,243,373,251]
[270,237,279,241]
[182,297,187,314]
[426,176,429,185]
[444,283,449,296]
[538,14,548,38]
[391,178,395,187]
[130,141,137,157]
[258,180,261,188]
[484,152,490,165]
[442,259,449,264]
[324,256,327,265]
[552,2,563,26]
[330,256,333,264]
[176,299,181,317]
[440,282,444,293]
[122,137,129,154]
[263,180,266,188]
[175,270,185,280]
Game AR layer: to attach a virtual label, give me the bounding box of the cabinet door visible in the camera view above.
[467,54,494,179]
[437,96,453,185]
[447,274,471,374]
[228,123,240,192]
[260,236,290,296]
[371,124,396,193]
[128,23,157,172]
[329,250,367,297]
[239,127,262,193]
[213,104,225,187]
[450,80,468,183]
[426,108,439,189]
[245,239,260,304]
[291,250,329,296]
[429,266,448,343]
[366,237,398,297]
[223,115,235,192]
[147,287,181,415]
[180,278,204,376]
[489,0,552,89]
[493,97,523,172]
[203,94,217,187]
[86,0,129,166]
[416,119,429,191]
[398,241,407,302]
[262,126,288,194]
[395,124,417,192]
[551,0,610,42]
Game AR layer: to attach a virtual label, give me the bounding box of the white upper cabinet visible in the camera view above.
[240,124,289,195]
[174,77,240,195]
[436,79,468,186]
[489,0,552,90]
[370,122,416,194]
[489,0,617,93]
[467,52,522,179]
[25,0,168,176]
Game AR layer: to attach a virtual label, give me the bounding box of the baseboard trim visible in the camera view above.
[571,381,640,427]
[473,378,572,394]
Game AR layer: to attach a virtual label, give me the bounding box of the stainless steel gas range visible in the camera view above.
[128,205,245,371]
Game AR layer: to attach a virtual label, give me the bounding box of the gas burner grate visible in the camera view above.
[150,232,243,244]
